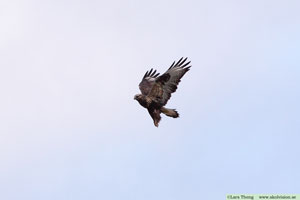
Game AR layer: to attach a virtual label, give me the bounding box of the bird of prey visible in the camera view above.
[134,57,191,127]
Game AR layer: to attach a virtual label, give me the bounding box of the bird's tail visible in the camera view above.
[161,107,179,118]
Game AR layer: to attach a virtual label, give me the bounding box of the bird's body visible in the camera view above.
[134,57,191,127]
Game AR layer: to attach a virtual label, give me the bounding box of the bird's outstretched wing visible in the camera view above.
[139,68,160,95]
[148,57,191,106]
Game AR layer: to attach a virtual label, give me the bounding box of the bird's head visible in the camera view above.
[134,94,141,101]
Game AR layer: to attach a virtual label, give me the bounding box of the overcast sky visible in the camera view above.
[0,0,300,199]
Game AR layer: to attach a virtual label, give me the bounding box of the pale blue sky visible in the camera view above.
[0,0,300,199]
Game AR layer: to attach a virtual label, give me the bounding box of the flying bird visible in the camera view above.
[134,57,191,127]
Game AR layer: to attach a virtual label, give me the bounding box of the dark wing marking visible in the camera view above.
[148,57,191,106]
[139,68,160,95]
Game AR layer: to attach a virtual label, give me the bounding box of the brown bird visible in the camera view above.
[134,57,191,127]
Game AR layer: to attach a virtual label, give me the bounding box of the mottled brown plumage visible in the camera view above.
[134,57,191,127]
